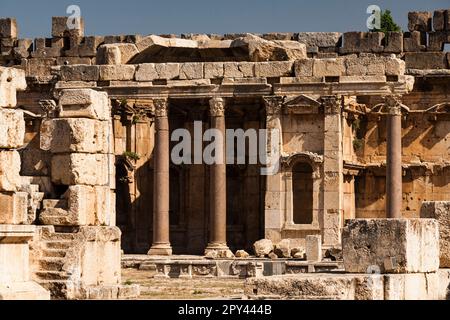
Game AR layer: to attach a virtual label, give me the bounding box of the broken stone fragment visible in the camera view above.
[291,247,306,260]
[235,250,250,258]
[231,34,307,62]
[58,89,111,121]
[274,239,291,258]
[0,191,28,224]
[253,239,274,258]
[268,252,278,260]
[0,150,21,192]
[0,109,25,149]
[0,67,27,108]
[96,43,139,65]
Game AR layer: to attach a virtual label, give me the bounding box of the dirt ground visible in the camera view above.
[121,268,246,300]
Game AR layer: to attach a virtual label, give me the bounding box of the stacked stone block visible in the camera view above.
[0,66,50,300]
[39,88,115,227]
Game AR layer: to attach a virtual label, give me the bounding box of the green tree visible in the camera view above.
[371,10,402,34]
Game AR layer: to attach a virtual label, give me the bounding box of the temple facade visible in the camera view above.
[0,9,450,299]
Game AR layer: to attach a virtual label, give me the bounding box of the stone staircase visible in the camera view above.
[20,176,55,224]
[31,230,78,299]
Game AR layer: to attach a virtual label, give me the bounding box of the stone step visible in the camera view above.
[43,199,68,209]
[34,271,70,281]
[36,280,73,300]
[49,232,76,241]
[42,248,67,258]
[39,257,65,271]
[44,240,72,250]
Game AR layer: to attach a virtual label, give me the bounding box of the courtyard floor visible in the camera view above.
[121,268,245,300]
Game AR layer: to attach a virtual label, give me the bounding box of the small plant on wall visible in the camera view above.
[351,117,366,152]
[123,151,141,161]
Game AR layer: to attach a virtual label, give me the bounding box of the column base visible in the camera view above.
[204,243,234,259]
[147,243,172,256]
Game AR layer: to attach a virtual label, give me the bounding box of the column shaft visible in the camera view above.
[205,97,231,257]
[148,99,172,256]
[386,102,402,218]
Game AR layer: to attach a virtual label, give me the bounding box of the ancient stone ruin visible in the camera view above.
[1,8,450,299]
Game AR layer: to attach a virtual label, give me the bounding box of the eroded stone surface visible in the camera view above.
[342,219,440,273]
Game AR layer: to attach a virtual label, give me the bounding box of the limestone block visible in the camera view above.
[254,61,293,77]
[40,186,115,226]
[253,239,274,258]
[294,59,314,77]
[437,269,450,300]
[135,63,180,81]
[0,282,50,300]
[342,219,440,273]
[405,52,448,70]
[0,225,35,283]
[408,12,432,32]
[245,274,384,300]
[340,32,384,54]
[60,65,100,81]
[383,32,403,53]
[0,18,17,38]
[306,235,322,262]
[313,58,345,77]
[0,67,27,108]
[51,153,110,186]
[179,63,203,80]
[428,31,450,51]
[52,16,84,38]
[99,65,135,81]
[223,62,254,78]
[403,31,427,52]
[384,273,439,300]
[296,32,341,52]
[433,10,446,31]
[235,250,250,258]
[204,62,224,79]
[96,43,139,65]
[0,150,21,192]
[344,56,385,76]
[58,89,110,121]
[0,192,28,224]
[421,201,450,268]
[79,227,121,286]
[0,109,25,149]
[385,57,406,76]
[40,118,109,154]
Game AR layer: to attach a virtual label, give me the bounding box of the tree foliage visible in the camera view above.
[371,10,402,34]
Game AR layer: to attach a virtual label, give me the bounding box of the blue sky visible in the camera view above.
[1,0,449,38]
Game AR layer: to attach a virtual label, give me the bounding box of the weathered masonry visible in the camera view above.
[0,9,450,299]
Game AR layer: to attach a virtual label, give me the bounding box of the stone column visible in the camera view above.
[204,97,232,258]
[148,98,172,256]
[262,96,284,243]
[385,96,403,219]
[322,96,343,248]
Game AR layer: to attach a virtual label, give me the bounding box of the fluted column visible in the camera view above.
[204,97,232,257]
[385,96,403,219]
[148,98,172,256]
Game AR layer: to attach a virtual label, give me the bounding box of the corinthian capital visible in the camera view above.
[209,97,225,117]
[153,98,168,117]
[321,95,341,114]
[384,95,408,115]
[263,96,284,115]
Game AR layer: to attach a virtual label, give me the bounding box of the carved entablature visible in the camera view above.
[263,96,285,116]
[370,96,410,116]
[283,95,321,115]
[282,152,323,175]
[425,102,450,121]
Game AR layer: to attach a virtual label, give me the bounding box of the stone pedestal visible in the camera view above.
[342,218,439,274]
[0,225,50,300]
